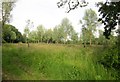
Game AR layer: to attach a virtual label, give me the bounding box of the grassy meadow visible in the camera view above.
[2,43,117,80]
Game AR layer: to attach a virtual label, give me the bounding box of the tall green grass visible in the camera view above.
[2,43,117,80]
[0,45,2,81]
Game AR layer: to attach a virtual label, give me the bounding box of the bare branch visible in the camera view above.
[57,0,88,13]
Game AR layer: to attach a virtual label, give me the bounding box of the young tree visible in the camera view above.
[24,20,34,47]
[81,27,88,47]
[24,24,30,41]
[60,18,74,44]
[1,1,16,27]
[81,9,98,46]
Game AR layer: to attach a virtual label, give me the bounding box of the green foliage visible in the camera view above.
[57,0,120,39]
[29,30,38,43]
[25,18,78,44]
[59,18,77,43]
[2,24,23,43]
[52,26,60,43]
[97,29,117,45]
[98,38,119,69]
[24,27,30,37]
[23,20,34,47]
[71,30,78,44]
[81,28,89,44]
[43,29,53,43]
[97,1,120,39]
[2,24,11,42]
[2,1,16,25]
[98,44,119,79]
[37,25,45,42]
[56,25,65,43]
[10,31,16,42]
[97,30,106,45]
[100,48,119,69]
[80,9,98,45]
[24,20,34,39]
[83,9,98,29]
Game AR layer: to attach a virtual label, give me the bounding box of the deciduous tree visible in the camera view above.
[60,18,74,44]
[80,9,98,45]
[1,1,16,27]
[24,20,34,47]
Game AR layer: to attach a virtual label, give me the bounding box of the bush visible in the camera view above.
[98,44,120,80]
[99,45,119,69]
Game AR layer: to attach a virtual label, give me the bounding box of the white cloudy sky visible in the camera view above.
[10,0,104,34]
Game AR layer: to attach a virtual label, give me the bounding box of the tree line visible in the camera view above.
[2,9,116,45]
[2,8,117,46]
[23,18,79,44]
[1,1,118,46]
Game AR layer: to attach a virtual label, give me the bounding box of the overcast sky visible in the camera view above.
[10,0,104,35]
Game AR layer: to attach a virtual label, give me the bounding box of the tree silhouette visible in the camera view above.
[97,1,120,39]
[57,0,88,13]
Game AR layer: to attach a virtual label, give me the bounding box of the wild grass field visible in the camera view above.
[2,43,117,80]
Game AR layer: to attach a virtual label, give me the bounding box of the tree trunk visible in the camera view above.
[2,3,5,31]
